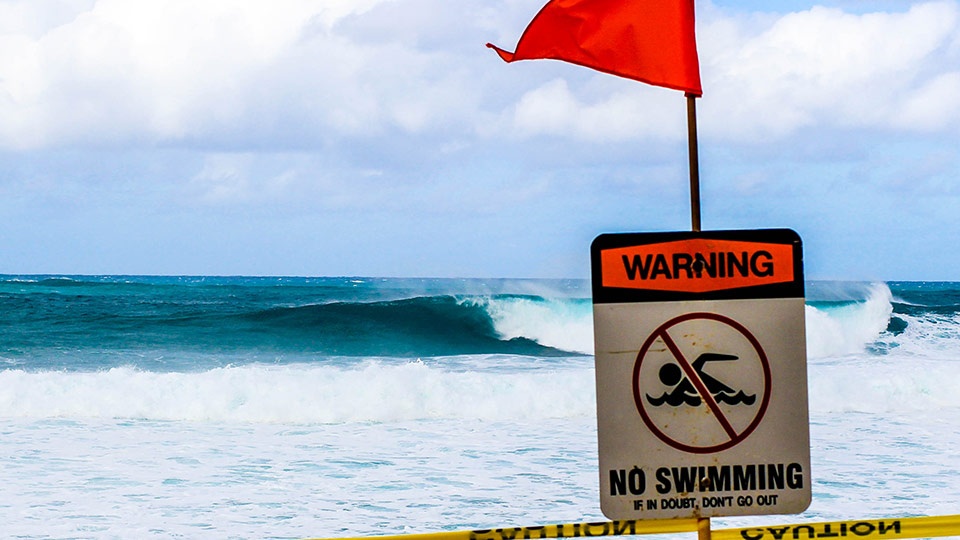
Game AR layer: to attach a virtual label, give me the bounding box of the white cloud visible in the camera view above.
[700,1,960,139]
[189,153,256,204]
[0,0,958,152]
[509,78,688,141]
[0,0,397,148]
[493,0,960,143]
[0,0,94,37]
[892,72,960,130]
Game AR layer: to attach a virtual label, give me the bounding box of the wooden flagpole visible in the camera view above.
[692,95,707,540]
[698,517,712,540]
[686,93,701,232]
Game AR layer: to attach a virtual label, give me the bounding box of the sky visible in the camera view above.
[0,0,957,280]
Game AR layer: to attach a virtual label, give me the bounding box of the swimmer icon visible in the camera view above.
[646,352,757,407]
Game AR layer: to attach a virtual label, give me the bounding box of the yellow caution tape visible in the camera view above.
[303,519,699,540]
[305,514,960,540]
[712,514,960,540]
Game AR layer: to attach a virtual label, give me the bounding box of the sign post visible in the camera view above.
[591,229,810,521]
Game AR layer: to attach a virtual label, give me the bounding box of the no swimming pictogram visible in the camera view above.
[633,313,772,454]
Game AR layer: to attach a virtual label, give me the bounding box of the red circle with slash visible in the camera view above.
[632,312,772,454]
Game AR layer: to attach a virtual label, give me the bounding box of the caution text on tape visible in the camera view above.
[305,514,960,540]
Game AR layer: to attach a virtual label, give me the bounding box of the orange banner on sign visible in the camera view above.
[600,239,794,293]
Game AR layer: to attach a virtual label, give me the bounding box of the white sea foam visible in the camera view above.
[0,415,603,538]
[804,282,894,358]
[808,353,960,414]
[483,297,595,354]
[875,312,960,361]
[482,283,897,359]
[0,360,597,423]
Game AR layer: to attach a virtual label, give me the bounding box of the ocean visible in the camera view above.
[0,276,958,539]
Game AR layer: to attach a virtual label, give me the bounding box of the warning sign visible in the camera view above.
[591,229,810,520]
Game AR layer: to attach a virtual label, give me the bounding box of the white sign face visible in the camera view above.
[591,229,811,520]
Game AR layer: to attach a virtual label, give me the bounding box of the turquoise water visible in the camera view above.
[1,276,958,537]
[0,276,587,370]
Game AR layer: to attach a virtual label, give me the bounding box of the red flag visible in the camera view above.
[487,0,702,96]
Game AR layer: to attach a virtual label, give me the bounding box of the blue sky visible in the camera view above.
[0,0,957,280]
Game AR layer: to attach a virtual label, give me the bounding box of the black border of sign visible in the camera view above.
[632,312,773,454]
[591,229,804,304]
